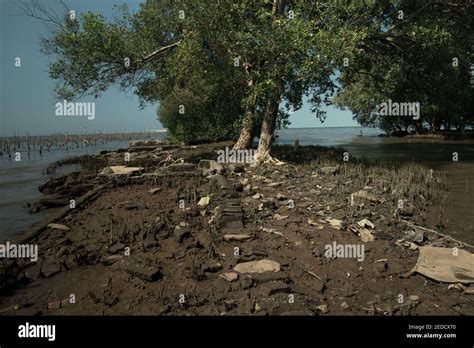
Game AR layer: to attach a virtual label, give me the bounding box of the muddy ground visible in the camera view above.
[1,141,473,315]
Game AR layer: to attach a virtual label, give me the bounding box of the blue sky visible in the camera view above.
[0,0,357,136]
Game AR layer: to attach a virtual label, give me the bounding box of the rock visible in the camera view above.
[224,234,253,242]
[202,262,223,273]
[316,167,339,175]
[357,219,375,229]
[253,271,289,284]
[409,295,420,303]
[214,199,243,230]
[197,196,211,207]
[149,188,161,194]
[220,272,239,282]
[40,260,61,278]
[228,163,244,173]
[55,246,68,258]
[100,165,144,175]
[234,259,281,274]
[109,243,126,254]
[260,281,290,296]
[47,301,61,310]
[240,276,254,289]
[276,193,287,200]
[110,258,162,282]
[252,193,262,199]
[267,182,281,188]
[198,160,223,175]
[340,301,349,309]
[210,174,230,191]
[47,223,70,231]
[101,255,124,266]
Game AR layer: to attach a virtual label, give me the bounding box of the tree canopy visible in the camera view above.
[28,0,474,153]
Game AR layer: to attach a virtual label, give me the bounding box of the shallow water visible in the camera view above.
[277,127,474,244]
[0,137,164,242]
[1,128,473,244]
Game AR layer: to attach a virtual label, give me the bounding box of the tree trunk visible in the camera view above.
[234,78,257,150]
[255,0,286,161]
[233,106,255,150]
[256,77,283,160]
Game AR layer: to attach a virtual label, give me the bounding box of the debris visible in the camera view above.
[224,234,253,242]
[261,227,283,237]
[350,190,384,205]
[447,283,466,291]
[100,166,144,175]
[411,247,474,283]
[252,193,262,199]
[404,227,424,243]
[148,188,161,194]
[315,304,329,314]
[307,270,323,281]
[274,213,288,221]
[220,272,239,282]
[326,218,343,230]
[350,225,374,242]
[47,223,70,231]
[307,219,324,229]
[234,259,281,274]
[197,196,211,207]
[357,219,375,229]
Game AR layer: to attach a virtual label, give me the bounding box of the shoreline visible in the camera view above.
[1,140,473,315]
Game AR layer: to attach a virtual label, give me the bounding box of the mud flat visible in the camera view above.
[1,141,473,316]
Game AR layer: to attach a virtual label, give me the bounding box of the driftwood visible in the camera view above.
[400,219,474,249]
[12,184,107,244]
